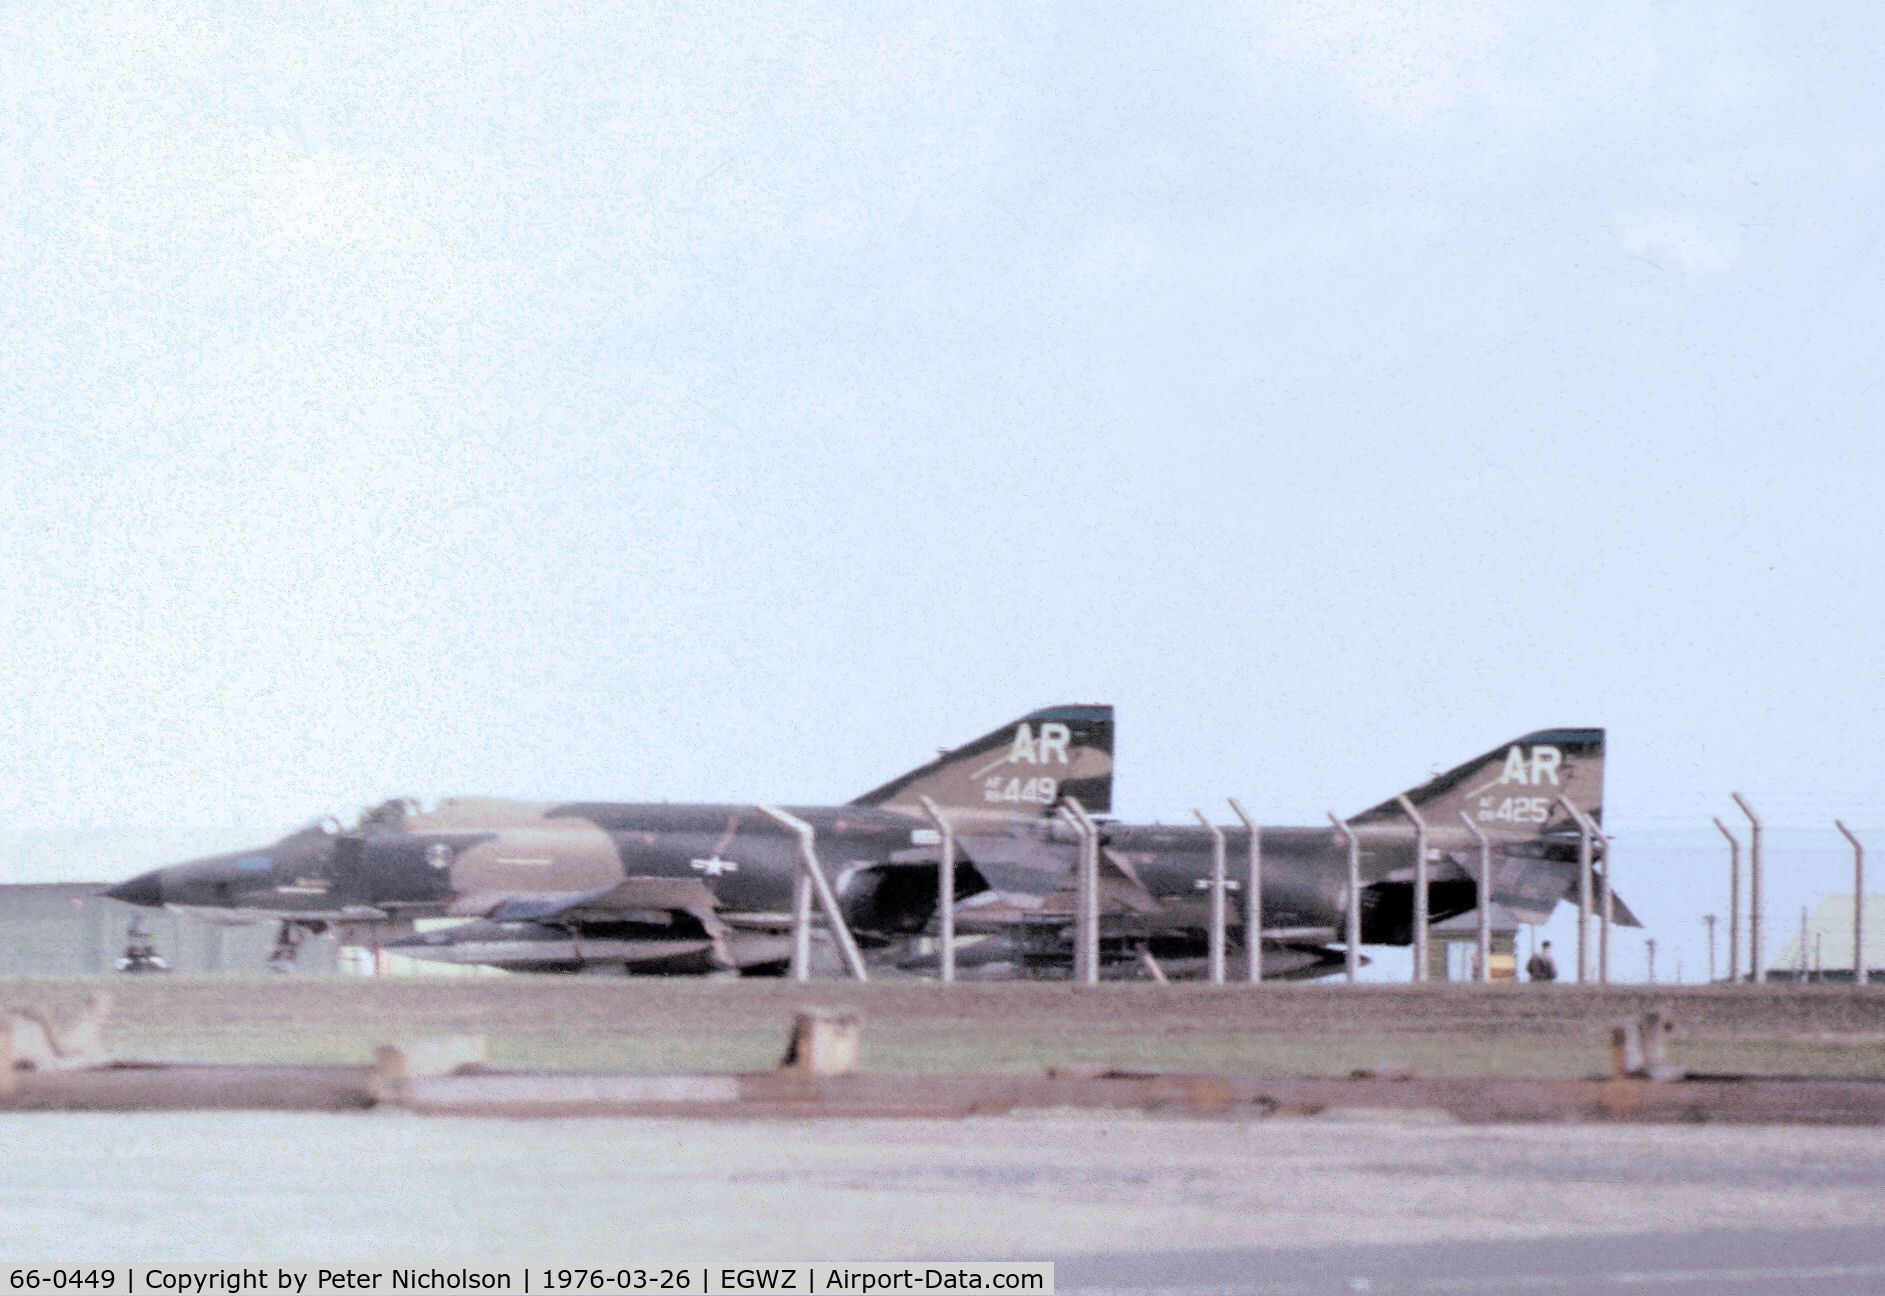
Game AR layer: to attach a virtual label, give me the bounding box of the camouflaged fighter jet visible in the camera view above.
[102,706,1117,973]
[103,709,1627,977]
[912,726,1631,978]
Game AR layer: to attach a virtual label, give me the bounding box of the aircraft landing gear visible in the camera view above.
[267,922,309,971]
[116,915,170,973]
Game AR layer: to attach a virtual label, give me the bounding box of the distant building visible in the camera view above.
[0,884,338,976]
[1423,903,1521,982]
[0,826,399,977]
[1768,894,1885,983]
[0,884,513,977]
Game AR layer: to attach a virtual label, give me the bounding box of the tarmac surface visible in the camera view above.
[1059,1227,1885,1293]
[8,981,1885,1292]
[5,1108,1885,1293]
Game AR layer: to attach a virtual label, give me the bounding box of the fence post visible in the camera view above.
[757,805,869,982]
[1733,794,1763,984]
[1458,811,1492,983]
[1713,818,1741,983]
[1194,811,1228,985]
[1560,796,1594,984]
[790,859,813,982]
[1228,798,1262,984]
[1558,799,1611,984]
[1838,820,1864,988]
[1395,795,1430,982]
[1596,820,1615,985]
[1329,813,1361,984]
[919,796,956,984]
[1059,797,1102,985]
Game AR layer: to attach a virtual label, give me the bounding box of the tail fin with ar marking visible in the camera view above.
[1349,728,1612,927]
[1351,728,1605,839]
[850,705,1114,816]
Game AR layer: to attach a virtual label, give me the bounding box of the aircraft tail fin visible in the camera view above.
[1352,728,1605,840]
[850,705,1114,816]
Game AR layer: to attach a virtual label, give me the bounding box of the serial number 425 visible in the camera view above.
[1480,797,1550,824]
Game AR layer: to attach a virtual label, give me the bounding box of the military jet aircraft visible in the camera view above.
[917,726,1628,978]
[103,705,1115,972]
[103,708,1624,977]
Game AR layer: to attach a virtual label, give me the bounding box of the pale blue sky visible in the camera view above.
[3,2,1881,978]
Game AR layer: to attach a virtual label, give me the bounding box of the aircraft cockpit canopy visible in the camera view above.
[289,815,345,838]
[358,798,418,830]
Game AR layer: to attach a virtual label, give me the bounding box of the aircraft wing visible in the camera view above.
[1468,849,1642,928]
[417,876,741,972]
[1564,870,1641,928]
[477,877,728,928]
[1033,847,1166,916]
[468,876,731,944]
[954,828,1074,894]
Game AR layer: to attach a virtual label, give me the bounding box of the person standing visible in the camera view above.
[1526,939,1558,982]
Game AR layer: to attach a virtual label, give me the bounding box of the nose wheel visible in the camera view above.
[267,922,308,970]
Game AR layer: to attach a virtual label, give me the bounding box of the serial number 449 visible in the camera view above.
[11,1275,116,1290]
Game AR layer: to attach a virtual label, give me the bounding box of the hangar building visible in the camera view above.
[0,883,340,975]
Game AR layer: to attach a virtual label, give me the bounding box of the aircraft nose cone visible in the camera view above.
[103,870,164,907]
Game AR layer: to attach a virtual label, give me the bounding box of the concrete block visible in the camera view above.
[779,1008,861,1076]
[1613,1012,1684,1083]
[369,1035,487,1105]
[1611,1019,1644,1079]
[3,995,110,1072]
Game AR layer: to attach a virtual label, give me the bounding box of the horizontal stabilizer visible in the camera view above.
[1561,869,1641,928]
